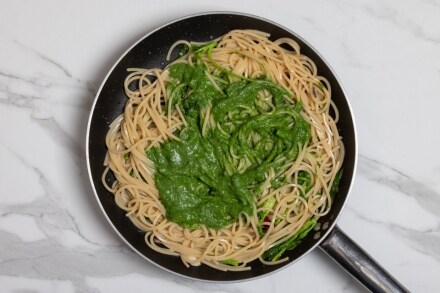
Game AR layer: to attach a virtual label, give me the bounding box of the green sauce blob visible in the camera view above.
[147,62,311,229]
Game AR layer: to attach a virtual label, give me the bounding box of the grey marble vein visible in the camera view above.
[0,227,256,293]
[347,206,440,265]
[33,117,85,159]
[391,224,440,262]
[0,70,96,98]
[360,2,440,44]
[358,154,440,217]
[2,38,97,95]
[0,230,146,293]
[0,71,53,88]
[0,91,88,163]
[0,75,93,112]
[0,146,99,246]
[13,40,73,78]
[0,147,157,293]
[0,90,45,111]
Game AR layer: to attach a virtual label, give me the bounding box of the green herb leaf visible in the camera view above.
[147,52,312,230]
[221,258,239,266]
[257,196,276,235]
[191,41,218,58]
[178,44,190,57]
[297,170,312,197]
[330,169,343,199]
[262,218,317,262]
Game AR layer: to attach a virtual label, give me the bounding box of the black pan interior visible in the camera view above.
[87,12,356,281]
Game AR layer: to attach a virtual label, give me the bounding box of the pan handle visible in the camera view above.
[319,225,409,293]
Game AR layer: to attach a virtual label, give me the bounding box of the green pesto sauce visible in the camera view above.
[147,62,311,230]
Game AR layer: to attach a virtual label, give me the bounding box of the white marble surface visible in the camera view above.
[1,0,439,292]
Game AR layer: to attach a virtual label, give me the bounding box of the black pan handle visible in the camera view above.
[319,225,410,293]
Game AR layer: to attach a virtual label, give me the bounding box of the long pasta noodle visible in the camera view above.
[103,30,344,271]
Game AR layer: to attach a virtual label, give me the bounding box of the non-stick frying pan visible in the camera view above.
[86,12,409,292]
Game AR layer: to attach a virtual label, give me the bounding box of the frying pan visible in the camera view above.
[86,12,409,292]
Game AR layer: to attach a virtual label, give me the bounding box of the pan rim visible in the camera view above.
[85,10,358,283]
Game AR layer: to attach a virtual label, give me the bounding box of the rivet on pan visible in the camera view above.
[314,222,321,231]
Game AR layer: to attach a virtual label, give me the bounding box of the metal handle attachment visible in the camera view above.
[319,225,410,293]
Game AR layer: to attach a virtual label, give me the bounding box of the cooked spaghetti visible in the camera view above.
[102,29,344,271]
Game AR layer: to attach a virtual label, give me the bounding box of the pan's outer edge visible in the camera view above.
[85,11,358,283]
